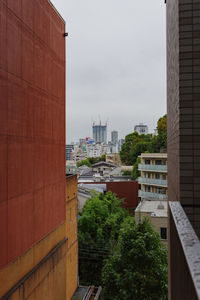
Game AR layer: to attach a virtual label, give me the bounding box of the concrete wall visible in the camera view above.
[135,211,167,246]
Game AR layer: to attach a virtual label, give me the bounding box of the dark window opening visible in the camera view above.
[160,227,167,240]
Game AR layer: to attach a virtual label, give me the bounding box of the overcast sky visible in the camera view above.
[51,0,166,143]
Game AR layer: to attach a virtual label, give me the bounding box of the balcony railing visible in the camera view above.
[169,202,200,300]
[138,164,167,172]
[138,177,168,187]
[138,190,167,200]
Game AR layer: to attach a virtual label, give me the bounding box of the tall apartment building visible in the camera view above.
[92,122,107,143]
[0,1,77,299]
[138,153,168,201]
[136,153,168,244]
[111,130,118,144]
[167,0,200,299]
[66,144,74,161]
[134,123,148,135]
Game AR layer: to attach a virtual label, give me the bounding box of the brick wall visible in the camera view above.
[167,0,200,237]
[66,175,78,300]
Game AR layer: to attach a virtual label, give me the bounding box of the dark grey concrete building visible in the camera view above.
[167,0,200,299]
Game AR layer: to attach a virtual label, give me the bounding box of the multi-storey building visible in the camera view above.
[167,0,200,299]
[86,143,102,157]
[135,200,168,245]
[134,123,148,135]
[92,122,107,143]
[66,175,78,300]
[138,153,168,201]
[0,1,78,299]
[118,138,125,151]
[111,130,118,145]
[136,153,168,245]
[66,144,74,161]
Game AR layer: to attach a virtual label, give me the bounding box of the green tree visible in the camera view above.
[77,154,106,167]
[157,114,167,136]
[120,133,152,165]
[131,157,141,180]
[120,115,167,166]
[78,192,128,286]
[77,158,91,167]
[157,114,167,150]
[122,170,132,176]
[129,141,150,165]
[102,217,168,300]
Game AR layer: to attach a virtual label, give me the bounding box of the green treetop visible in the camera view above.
[102,217,168,300]
[78,191,128,286]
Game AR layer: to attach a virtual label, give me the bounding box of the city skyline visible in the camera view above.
[50,0,166,144]
[68,120,156,144]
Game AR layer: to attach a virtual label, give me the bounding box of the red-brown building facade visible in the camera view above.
[0,1,77,299]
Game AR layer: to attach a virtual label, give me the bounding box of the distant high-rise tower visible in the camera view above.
[111,131,118,145]
[134,123,148,135]
[92,122,107,143]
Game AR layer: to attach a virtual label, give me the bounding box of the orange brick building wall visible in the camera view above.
[66,175,78,300]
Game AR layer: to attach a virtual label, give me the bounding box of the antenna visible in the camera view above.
[91,116,95,127]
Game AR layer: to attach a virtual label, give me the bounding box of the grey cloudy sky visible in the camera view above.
[51,0,166,143]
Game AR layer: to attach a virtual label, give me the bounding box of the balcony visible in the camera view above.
[169,202,200,300]
[138,163,167,172]
[138,177,168,187]
[138,190,167,200]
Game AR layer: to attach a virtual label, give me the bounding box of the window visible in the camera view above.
[155,174,161,179]
[145,173,151,178]
[145,186,151,192]
[160,227,167,240]
[156,187,164,194]
[145,159,150,165]
[155,160,162,165]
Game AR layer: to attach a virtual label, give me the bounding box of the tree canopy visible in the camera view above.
[78,192,168,298]
[120,115,167,166]
[102,217,168,300]
[78,191,128,285]
[120,132,152,165]
[131,157,141,180]
[77,154,106,167]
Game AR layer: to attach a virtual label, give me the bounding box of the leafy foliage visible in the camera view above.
[120,115,167,167]
[77,154,106,167]
[102,217,168,300]
[157,114,167,150]
[78,191,128,285]
[131,157,141,180]
[120,132,152,165]
[122,170,132,176]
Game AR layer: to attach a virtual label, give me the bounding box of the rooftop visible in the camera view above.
[139,153,167,158]
[135,200,168,218]
[92,161,117,168]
